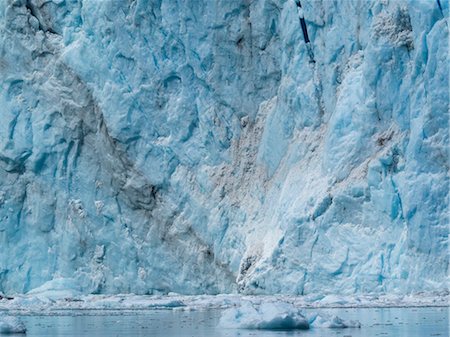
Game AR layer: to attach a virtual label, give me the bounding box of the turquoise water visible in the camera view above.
[12,307,448,337]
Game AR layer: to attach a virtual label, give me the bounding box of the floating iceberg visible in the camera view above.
[218,301,363,330]
[219,302,309,330]
[0,316,26,334]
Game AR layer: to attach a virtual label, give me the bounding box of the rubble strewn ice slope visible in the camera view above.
[0,0,448,296]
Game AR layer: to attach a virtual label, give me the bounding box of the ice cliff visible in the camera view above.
[0,0,448,296]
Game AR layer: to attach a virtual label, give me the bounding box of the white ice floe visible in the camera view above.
[219,302,309,330]
[218,301,363,330]
[1,291,447,316]
[0,316,26,334]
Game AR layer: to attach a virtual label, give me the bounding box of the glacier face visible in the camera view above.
[0,0,448,296]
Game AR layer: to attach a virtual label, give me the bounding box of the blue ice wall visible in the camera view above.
[0,0,448,295]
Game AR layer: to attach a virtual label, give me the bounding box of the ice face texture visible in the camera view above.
[0,0,448,295]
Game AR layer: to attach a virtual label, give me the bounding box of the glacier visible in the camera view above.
[0,0,448,297]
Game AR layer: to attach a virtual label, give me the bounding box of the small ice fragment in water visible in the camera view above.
[309,312,361,328]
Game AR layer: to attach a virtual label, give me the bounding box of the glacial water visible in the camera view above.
[11,306,448,337]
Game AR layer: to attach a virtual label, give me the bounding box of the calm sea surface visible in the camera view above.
[12,306,449,337]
